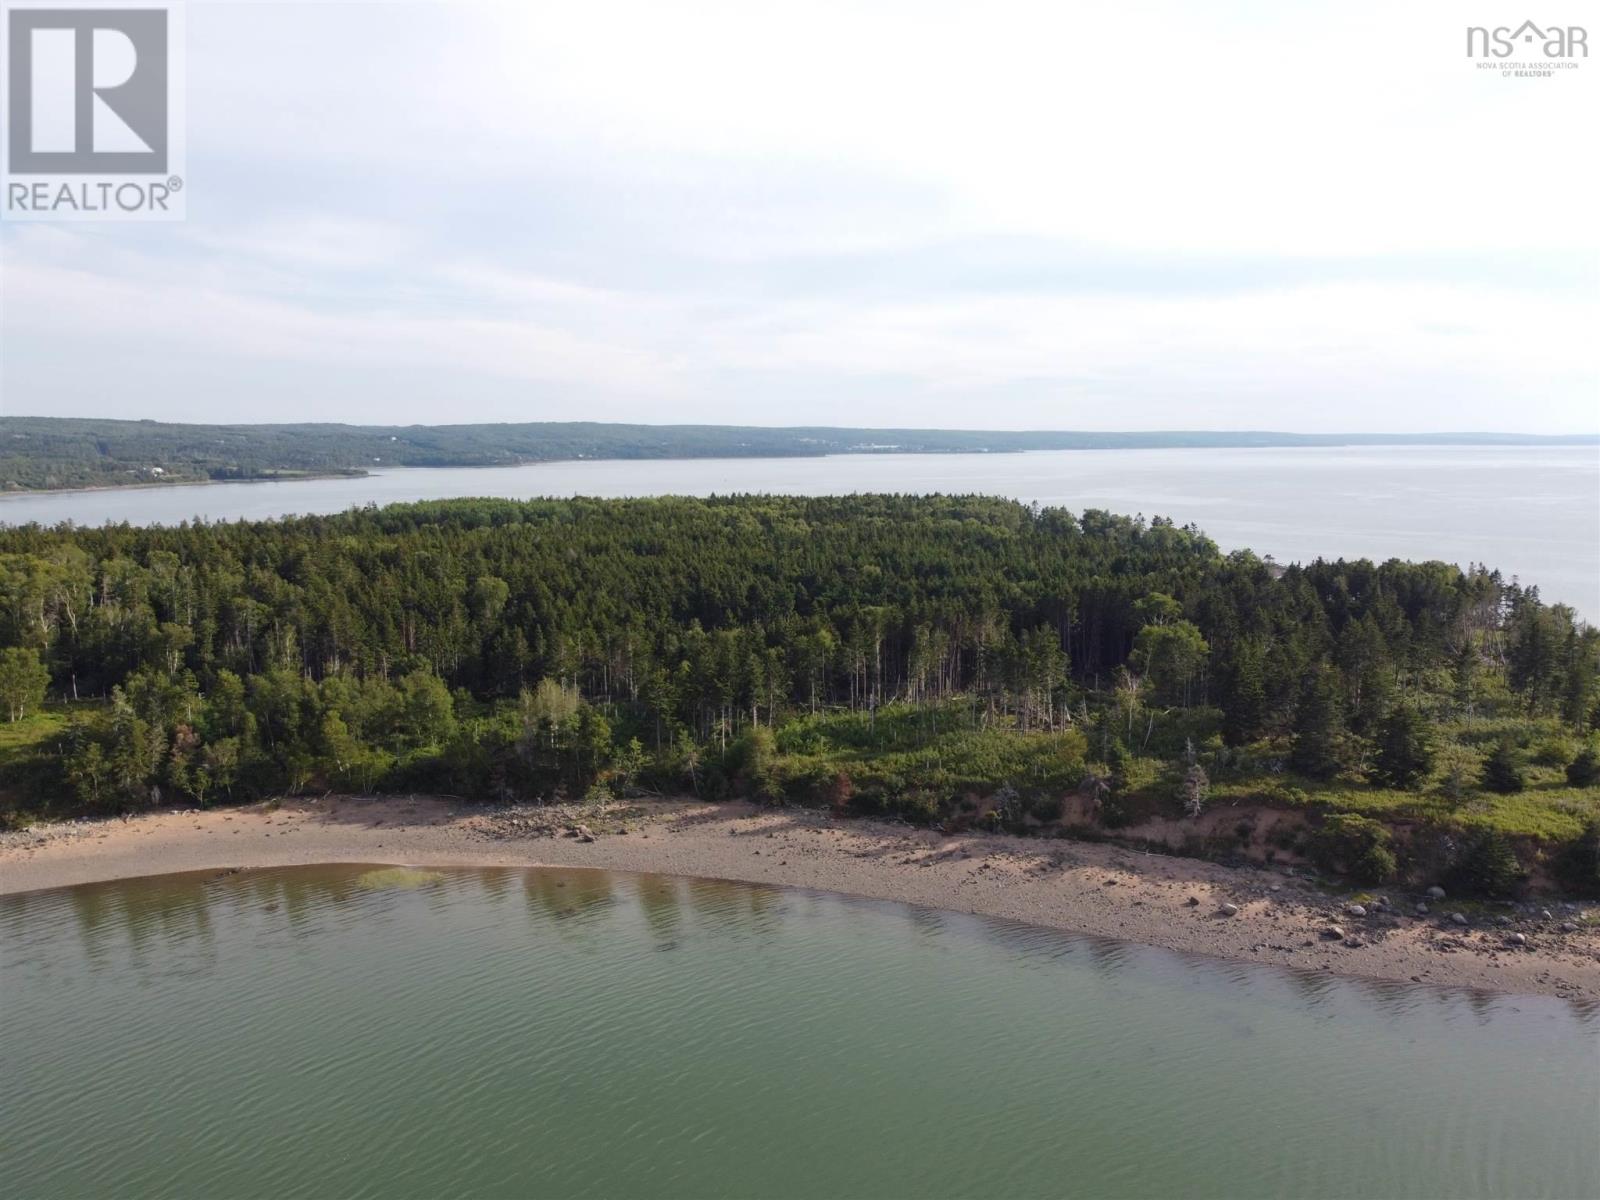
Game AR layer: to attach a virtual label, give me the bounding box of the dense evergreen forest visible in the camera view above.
[4,416,1593,491]
[1,495,1596,894]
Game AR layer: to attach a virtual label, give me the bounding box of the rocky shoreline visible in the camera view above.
[3,795,1597,1001]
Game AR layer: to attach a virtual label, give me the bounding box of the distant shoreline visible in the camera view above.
[0,470,368,501]
[4,436,1596,497]
[4,796,1596,1002]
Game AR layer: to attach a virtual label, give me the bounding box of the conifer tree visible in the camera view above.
[1481,741,1525,794]
[1220,639,1267,746]
[1372,702,1436,789]
[1290,664,1346,780]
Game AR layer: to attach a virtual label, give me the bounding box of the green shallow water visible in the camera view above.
[2,866,1597,1199]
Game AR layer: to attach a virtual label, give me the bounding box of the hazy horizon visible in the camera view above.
[1,2,1595,432]
[3,414,1596,439]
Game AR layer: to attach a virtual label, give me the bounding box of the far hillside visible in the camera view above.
[2,416,1594,491]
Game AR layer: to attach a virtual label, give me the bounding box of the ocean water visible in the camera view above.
[3,865,1597,1199]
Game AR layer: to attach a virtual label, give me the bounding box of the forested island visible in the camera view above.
[3,416,1594,492]
[1,495,1596,896]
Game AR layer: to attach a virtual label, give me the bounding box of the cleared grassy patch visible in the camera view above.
[1207,776,1598,842]
[0,705,83,825]
[0,705,70,756]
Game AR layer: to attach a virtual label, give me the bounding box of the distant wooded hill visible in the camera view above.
[1,415,1593,491]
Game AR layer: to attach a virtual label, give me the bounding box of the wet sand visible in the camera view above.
[2,795,1596,1000]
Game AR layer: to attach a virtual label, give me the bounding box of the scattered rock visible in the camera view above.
[1415,903,1429,915]
[1219,903,1239,917]
[1427,886,1446,900]
[1450,912,1469,926]
[1322,925,1346,940]
[1346,904,1367,917]
[1560,922,1579,933]
[575,824,596,843]
[1508,933,1527,946]
[1540,909,1554,921]
[1185,896,1200,907]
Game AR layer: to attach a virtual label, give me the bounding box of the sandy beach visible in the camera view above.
[2,795,1596,1000]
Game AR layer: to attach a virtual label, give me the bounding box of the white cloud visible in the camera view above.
[2,0,1596,430]
[2,237,686,395]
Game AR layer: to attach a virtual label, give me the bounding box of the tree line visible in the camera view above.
[0,495,1595,883]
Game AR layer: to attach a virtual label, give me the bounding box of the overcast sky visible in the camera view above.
[1,0,1596,431]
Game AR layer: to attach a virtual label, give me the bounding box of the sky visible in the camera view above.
[1,0,1597,432]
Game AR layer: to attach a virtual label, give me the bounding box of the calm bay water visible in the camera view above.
[2,866,1596,1199]
[3,445,1596,616]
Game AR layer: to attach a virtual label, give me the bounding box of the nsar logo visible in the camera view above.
[1467,20,1587,64]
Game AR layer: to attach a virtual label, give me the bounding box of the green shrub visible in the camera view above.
[1261,783,1311,809]
[1266,823,1303,853]
[1141,707,1224,758]
[1306,813,1396,884]
[1480,742,1525,794]
[1531,734,1578,768]
[1026,791,1064,822]
[1352,842,1398,885]
[1098,788,1165,830]
[1552,820,1600,897]
[1434,743,1480,803]
[894,790,943,823]
[779,760,835,807]
[727,726,779,800]
[1566,748,1600,788]
[1445,828,1524,898]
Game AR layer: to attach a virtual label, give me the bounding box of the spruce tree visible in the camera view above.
[1220,639,1267,747]
[1566,747,1600,788]
[1290,665,1345,780]
[1372,702,1436,789]
[1481,741,1525,794]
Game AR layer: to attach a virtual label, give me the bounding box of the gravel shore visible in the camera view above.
[3,795,1596,1001]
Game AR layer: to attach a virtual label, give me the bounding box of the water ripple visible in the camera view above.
[3,865,1597,1199]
